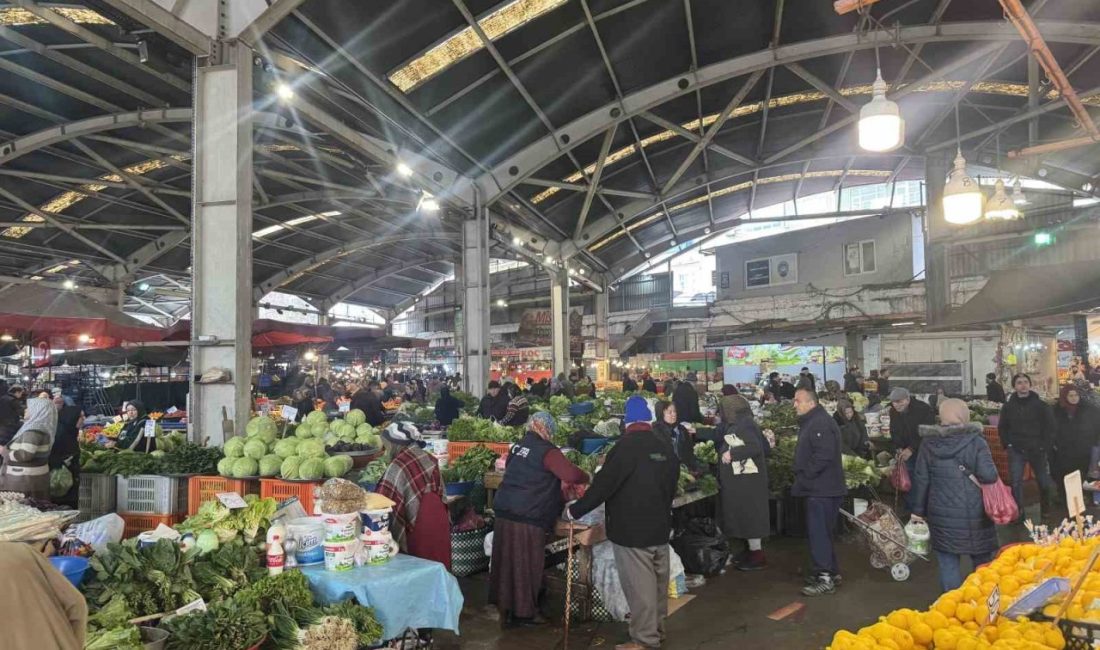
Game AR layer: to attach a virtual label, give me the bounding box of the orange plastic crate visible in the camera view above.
[187,476,261,515]
[260,478,322,513]
[447,441,513,462]
[119,512,181,539]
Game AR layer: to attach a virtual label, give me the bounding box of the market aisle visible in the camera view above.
[435,517,1041,650]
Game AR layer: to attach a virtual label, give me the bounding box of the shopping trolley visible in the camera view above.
[839,500,929,581]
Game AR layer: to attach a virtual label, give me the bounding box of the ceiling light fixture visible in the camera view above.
[396,162,413,177]
[857,18,904,152]
[984,179,1020,220]
[0,334,12,342]
[78,334,90,343]
[274,83,294,101]
[418,193,439,212]
[943,106,982,225]
[63,279,76,289]
[1011,178,1028,205]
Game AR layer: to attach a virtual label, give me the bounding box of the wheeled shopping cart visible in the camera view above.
[839,500,929,581]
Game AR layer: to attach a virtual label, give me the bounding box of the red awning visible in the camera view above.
[164,319,334,349]
[0,285,163,342]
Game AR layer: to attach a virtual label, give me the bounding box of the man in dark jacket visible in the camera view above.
[889,387,936,510]
[986,373,1006,403]
[797,367,817,394]
[998,373,1057,517]
[641,374,657,393]
[433,386,464,426]
[844,366,863,394]
[792,388,846,596]
[351,381,386,427]
[569,396,679,650]
[621,372,639,393]
[0,386,26,447]
[477,380,509,421]
[766,372,783,399]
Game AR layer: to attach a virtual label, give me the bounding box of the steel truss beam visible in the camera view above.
[323,259,456,311]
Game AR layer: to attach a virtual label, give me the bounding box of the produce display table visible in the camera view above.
[302,555,464,640]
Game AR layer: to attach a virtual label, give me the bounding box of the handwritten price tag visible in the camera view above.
[216,492,248,509]
[987,585,1000,624]
[143,420,157,438]
[338,402,350,413]
[281,405,298,422]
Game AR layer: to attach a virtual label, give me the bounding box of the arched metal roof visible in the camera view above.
[1,0,1098,319]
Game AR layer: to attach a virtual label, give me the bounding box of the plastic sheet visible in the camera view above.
[302,554,464,639]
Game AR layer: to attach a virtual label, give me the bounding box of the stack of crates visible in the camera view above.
[260,478,321,513]
[982,426,1033,481]
[116,475,187,538]
[186,476,260,515]
[76,474,117,523]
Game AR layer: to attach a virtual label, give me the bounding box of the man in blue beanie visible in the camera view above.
[567,395,679,650]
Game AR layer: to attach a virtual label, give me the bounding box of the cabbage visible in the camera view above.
[305,410,327,425]
[243,438,268,460]
[195,529,220,554]
[280,455,301,480]
[246,416,278,441]
[342,454,354,474]
[231,457,258,478]
[345,409,366,427]
[298,458,325,480]
[273,438,300,459]
[313,421,330,437]
[49,466,73,497]
[297,438,325,459]
[259,454,282,477]
[356,423,374,437]
[217,457,235,476]
[324,455,349,478]
[223,437,246,458]
[338,422,357,438]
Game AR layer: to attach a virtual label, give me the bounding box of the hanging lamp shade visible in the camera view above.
[858,70,904,152]
[984,179,1021,220]
[1011,178,1028,205]
[942,150,983,225]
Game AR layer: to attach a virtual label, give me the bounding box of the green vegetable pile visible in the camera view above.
[451,390,481,414]
[219,414,354,481]
[162,598,267,650]
[84,595,143,650]
[175,494,278,545]
[676,465,696,496]
[158,442,223,475]
[359,458,389,485]
[767,435,798,495]
[445,415,522,442]
[693,441,719,465]
[760,403,799,432]
[697,474,719,496]
[443,445,499,483]
[541,395,573,418]
[563,449,601,475]
[842,454,879,489]
[80,442,223,477]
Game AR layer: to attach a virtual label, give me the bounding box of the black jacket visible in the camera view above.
[838,418,871,458]
[495,432,563,530]
[434,389,464,426]
[569,423,679,547]
[1053,402,1100,471]
[654,420,695,470]
[477,392,508,421]
[986,382,1006,403]
[642,378,657,393]
[351,390,386,426]
[998,391,1055,451]
[0,394,21,446]
[671,382,702,424]
[622,377,639,393]
[797,373,816,394]
[844,373,863,394]
[779,381,796,400]
[791,405,847,498]
[910,423,999,555]
[890,398,936,452]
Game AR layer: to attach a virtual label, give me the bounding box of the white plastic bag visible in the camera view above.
[68,513,124,553]
[905,518,930,556]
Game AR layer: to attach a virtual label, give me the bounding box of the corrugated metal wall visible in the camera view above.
[611,272,671,312]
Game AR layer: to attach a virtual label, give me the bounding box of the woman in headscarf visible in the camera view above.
[490,412,588,627]
[834,398,871,459]
[910,399,1000,592]
[375,421,451,568]
[653,400,696,469]
[672,379,703,424]
[0,397,58,499]
[433,385,464,426]
[715,394,772,571]
[115,400,153,451]
[1053,384,1100,503]
[0,542,87,649]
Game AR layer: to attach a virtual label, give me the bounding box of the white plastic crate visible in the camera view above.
[116,475,182,514]
[79,473,117,515]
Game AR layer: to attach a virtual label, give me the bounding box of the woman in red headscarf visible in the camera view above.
[1053,384,1100,504]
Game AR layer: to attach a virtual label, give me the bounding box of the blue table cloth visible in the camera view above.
[301,555,464,639]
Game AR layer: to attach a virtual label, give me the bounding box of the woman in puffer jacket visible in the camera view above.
[910,398,1001,592]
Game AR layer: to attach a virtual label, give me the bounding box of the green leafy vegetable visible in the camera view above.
[693,441,719,465]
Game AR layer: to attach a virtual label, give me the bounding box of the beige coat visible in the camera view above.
[0,542,87,650]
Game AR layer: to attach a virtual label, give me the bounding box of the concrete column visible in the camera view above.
[845,330,863,372]
[923,152,950,326]
[551,268,570,376]
[594,279,609,360]
[190,42,253,445]
[461,203,490,395]
[1075,314,1090,372]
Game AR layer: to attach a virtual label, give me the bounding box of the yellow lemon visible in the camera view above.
[879,640,900,650]
[1044,627,1066,650]
[887,610,910,630]
[982,626,999,642]
[956,637,978,650]
[933,629,958,650]
[893,629,914,650]
[936,598,959,619]
[925,611,950,631]
[910,622,934,645]
[1001,577,1021,594]
[956,602,976,623]
[980,581,997,597]
[962,586,982,602]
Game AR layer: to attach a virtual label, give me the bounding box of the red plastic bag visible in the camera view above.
[965,472,1018,525]
[891,456,911,492]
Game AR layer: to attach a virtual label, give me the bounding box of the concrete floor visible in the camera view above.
[434,501,1042,650]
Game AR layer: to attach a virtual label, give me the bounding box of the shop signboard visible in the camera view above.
[723,344,846,384]
[516,307,583,356]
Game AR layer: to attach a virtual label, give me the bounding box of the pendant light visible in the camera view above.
[1011,178,1028,205]
[942,106,983,225]
[984,179,1020,220]
[858,22,904,152]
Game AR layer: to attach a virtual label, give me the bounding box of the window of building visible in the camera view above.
[843,240,876,275]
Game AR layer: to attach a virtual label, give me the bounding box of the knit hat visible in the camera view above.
[888,387,910,402]
[382,421,423,446]
[624,395,652,424]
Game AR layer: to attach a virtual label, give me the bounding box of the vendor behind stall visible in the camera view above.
[375,422,451,569]
[490,412,588,626]
[0,397,57,500]
[115,400,153,451]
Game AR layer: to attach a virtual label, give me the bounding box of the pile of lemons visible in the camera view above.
[825,536,1100,649]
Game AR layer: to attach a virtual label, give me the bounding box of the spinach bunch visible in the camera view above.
[85,539,202,616]
[162,599,267,650]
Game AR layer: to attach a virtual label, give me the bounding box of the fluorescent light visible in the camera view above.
[63,279,76,289]
[419,196,440,212]
[891,321,915,327]
[0,334,11,342]
[284,215,318,226]
[396,162,413,177]
[858,70,904,152]
[320,210,341,217]
[138,282,150,291]
[253,224,284,238]
[78,334,90,343]
[496,299,507,307]
[512,236,522,246]
[275,83,294,101]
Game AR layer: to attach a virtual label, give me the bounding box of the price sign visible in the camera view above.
[338,401,350,413]
[216,492,248,509]
[175,598,206,616]
[281,405,298,422]
[259,402,271,415]
[166,406,178,414]
[987,585,1000,624]
[1066,470,1086,518]
[143,419,157,438]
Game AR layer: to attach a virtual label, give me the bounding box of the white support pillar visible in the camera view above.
[551,268,570,376]
[461,202,490,396]
[594,279,609,361]
[190,42,253,445]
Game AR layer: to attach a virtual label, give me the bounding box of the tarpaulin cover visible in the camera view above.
[301,554,463,638]
[0,285,163,342]
[163,319,333,348]
[41,345,187,368]
[934,262,1100,330]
